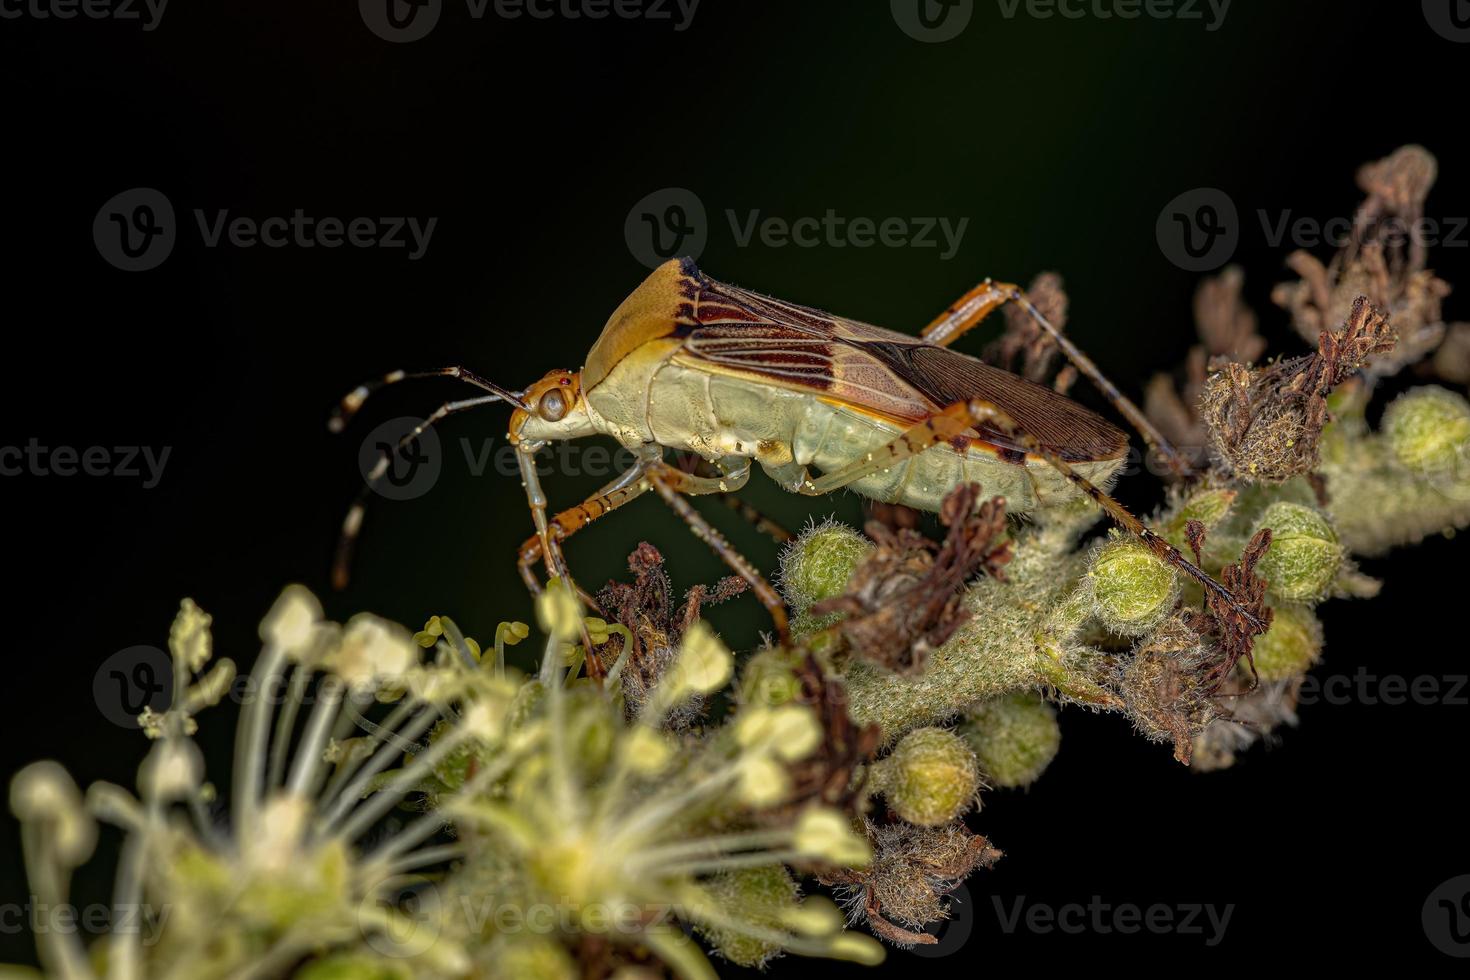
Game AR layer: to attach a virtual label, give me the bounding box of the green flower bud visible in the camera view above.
[296,954,407,980]
[698,865,800,968]
[875,727,979,826]
[738,647,805,708]
[1383,386,1470,473]
[1251,604,1324,681]
[960,693,1061,788]
[1252,502,1342,602]
[1088,539,1179,635]
[778,522,873,612]
[483,935,578,980]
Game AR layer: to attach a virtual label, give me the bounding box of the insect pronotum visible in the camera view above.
[332,258,1261,675]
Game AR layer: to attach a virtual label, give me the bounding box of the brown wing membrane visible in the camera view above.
[678,265,1128,463]
[860,342,1127,462]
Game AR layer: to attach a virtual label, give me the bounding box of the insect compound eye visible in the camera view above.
[538,388,569,423]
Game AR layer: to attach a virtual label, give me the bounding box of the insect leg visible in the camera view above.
[923,279,1192,476]
[794,398,1264,633]
[644,464,791,645]
[333,393,506,589]
[516,465,654,599]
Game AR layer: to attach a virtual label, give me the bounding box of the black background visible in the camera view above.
[2,0,1468,973]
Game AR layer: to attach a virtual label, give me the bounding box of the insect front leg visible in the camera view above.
[923,278,1192,476]
[515,464,654,601]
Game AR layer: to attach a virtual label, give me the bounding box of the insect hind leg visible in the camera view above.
[779,396,1265,634]
[922,278,1194,476]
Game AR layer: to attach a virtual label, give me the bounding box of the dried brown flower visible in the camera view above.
[811,483,1011,675]
[1200,296,1397,480]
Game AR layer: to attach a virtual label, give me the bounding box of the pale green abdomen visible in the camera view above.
[620,362,1121,514]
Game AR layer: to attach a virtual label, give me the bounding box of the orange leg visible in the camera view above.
[923,279,1192,476]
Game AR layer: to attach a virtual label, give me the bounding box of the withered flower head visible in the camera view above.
[1201,296,1397,481]
[811,483,1012,676]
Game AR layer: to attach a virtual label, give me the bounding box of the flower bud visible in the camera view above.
[484,934,578,980]
[876,727,979,826]
[793,807,872,867]
[1383,386,1470,473]
[1252,502,1342,602]
[698,865,800,968]
[778,521,872,612]
[960,693,1061,788]
[1251,604,1323,681]
[1088,539,1179,635]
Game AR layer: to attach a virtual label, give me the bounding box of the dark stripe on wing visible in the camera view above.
[860,342,1128,462]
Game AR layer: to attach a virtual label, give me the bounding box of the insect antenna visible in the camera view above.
[328,365,528,589]
[328,365,529,433]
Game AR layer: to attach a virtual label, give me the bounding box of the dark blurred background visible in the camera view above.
[3,0,1468,973]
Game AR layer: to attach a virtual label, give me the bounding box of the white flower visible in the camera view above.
[9,762,97,866]
[260,585,323,657]
[330,615,416,691]
[793,807,871,868]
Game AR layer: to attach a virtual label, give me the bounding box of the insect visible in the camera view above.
[332,258,1262,675]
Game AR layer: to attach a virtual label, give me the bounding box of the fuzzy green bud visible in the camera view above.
[1251,604,1324,681]
[876,727,979,826]
[1253,502,1342,602]
[778,522,873,612]
[1383,386,1470,473]
[483,934,578,980]
[1088,539,1179,635]
[698,865,800,968]
[960,693,1062,788]
[739,647,805,708]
